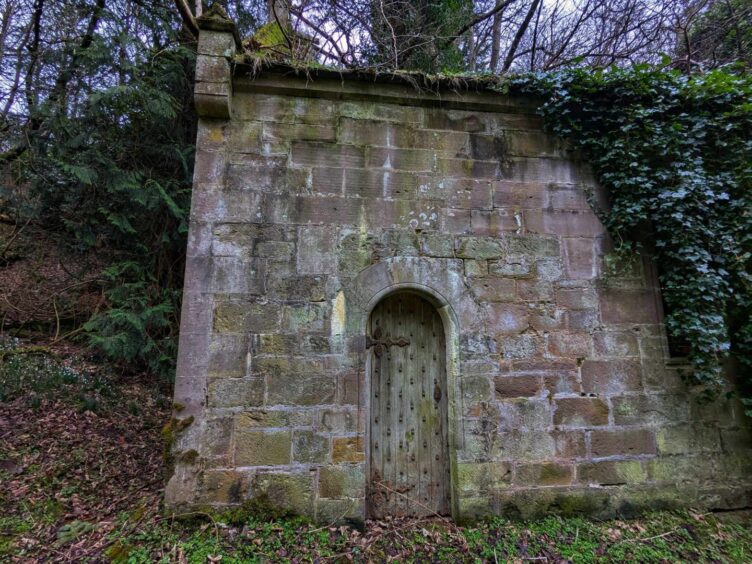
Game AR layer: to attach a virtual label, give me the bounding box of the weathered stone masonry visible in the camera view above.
[166,16,752,522]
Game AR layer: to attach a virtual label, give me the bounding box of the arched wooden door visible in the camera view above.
[367,292,450,518]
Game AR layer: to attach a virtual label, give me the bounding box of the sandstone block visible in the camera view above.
[547,332,592,358]
[546,186,590,210]
[338,371,365,406]
[498,399,551,431]
[319,465,365,499]
[282,302,330,333]
[208,378,263,408]
[593,331,639,357]
[252,472,314,515]
[656,425,722,455]
[212,223,256,257]
[529,305,566,331]
[600,290,660,325]
[235,409,310,430]
[367,147,435,172]
[536,258,563,282]
[224,155,288,193]
[195,55,231,84]
[456,462,512,495]
[646,458,699,484]
[208,334,249,378]
[590,429,656,457]
[460,375,493,407]
[486,303,529,334]
[493,180,546,208]
[471,209,520,235]
[382,230,420,256]
[500,333,541,360]
[557,288,598,310]
[494,375,542,398]
[502,157,591,184]
[268,275,327,302]
[524,209,605,237]
[235,430,292,465]
[488,255,534,278]
[311,167,344,195]
[612,394,689,425]
[437,157,499,179]
[292,431,329,463]
[297,226,337,274]
[516,280,553,302]
[187,222,212,258]
[423,110,485,132]
[578,460,648,485]
[263,122,335,150]
[567,311,599,332]
[266,373,335,406]
[291,141,364,168]
[563,237,597,279]
[464,259,489,277]
[455,237,505,259]
[319,409,359,433]
[198,470,248,504]
[420,232,455,257]
[581,360,642,395]
[418,177,493,209]
[210,257,265,294]
[470,278,516,302]
[332,436,365,463]
[468,134,507,160]
[193,151,228,184]
[254,241,294,260]
[552,430,586,459]
[337,117,408,146]
[202,417,233,458]
[495,431,555,461]
[554,398,609,427]
[442,208,472,234]
[515,462,573,486]
[213,297,281,333]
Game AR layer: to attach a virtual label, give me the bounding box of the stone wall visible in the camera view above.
[165,23,752,522]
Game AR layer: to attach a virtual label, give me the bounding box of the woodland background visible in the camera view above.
[0,1,751,561]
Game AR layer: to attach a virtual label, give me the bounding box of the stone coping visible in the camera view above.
[232,62,543,114]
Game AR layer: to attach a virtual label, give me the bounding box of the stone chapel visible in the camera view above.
[165,13,752,523]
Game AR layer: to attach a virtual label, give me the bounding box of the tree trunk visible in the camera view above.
[489,0,503,72]
[501,0,541,73]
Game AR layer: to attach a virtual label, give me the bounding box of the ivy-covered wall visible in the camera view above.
[165,22,752,522]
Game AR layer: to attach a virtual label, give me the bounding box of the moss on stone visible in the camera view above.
[179,449,199,464]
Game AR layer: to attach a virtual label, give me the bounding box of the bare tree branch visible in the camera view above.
[173,0,198,38]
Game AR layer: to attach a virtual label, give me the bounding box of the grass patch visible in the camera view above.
[94,509,752,563]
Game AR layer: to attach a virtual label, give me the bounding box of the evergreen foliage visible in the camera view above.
[3,4,196,379]
[513,66,752,410]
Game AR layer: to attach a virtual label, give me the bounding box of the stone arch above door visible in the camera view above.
[341,257,487,338]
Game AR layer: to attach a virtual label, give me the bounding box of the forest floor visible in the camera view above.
[1,339,751,563]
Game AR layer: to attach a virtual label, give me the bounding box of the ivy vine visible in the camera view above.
[510,66,752,412]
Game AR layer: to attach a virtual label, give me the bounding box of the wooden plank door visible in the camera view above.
[367,293,449,518]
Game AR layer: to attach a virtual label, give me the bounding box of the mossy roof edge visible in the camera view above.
[233,57,514,95]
